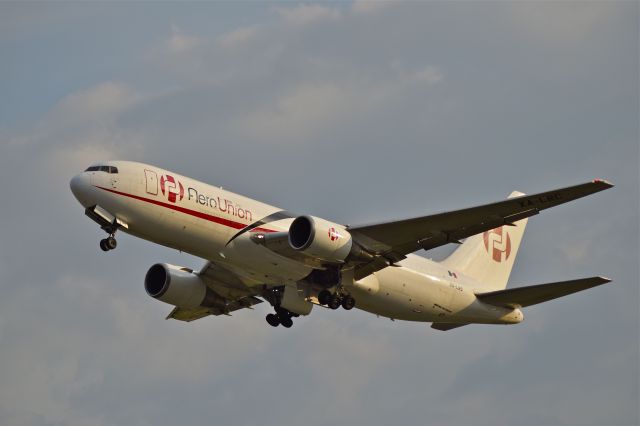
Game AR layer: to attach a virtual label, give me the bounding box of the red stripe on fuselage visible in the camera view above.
[94,186,276,233]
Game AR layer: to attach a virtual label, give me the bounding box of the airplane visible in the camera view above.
[69,161,613,330]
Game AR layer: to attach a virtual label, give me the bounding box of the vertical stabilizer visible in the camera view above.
[440,191,528,291]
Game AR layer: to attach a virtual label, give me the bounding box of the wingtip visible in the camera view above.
[597,276,613,283]
[592,178,614,188]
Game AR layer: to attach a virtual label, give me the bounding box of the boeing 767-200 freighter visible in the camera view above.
[70,161,613,330]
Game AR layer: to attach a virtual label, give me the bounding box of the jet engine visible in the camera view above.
[144,263,223,309]
[288,215,353,263]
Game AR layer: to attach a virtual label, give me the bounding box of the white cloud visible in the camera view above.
[51,81,141,124]
[0,271,272,426]
[167,24,200,53]
[48,142,139,177]
[216,26,258,49]
[234,63,444,141]
[408,65,444,86]
[509,2,617,45]
[275,4,341,25]
[7,81,148,179]
[237,82,350,140]
[352,0,396,15]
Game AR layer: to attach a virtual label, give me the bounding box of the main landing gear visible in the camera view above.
[261,286,355,329]
[262,287,300,328]
[99,235,118,252]
[266,307,299,328]
[318,290,356,311]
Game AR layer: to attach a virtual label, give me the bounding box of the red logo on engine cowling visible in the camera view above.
[328,227,340,241]
[483,226,511,262]
[160,174,184,203]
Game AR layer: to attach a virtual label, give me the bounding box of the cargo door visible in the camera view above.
[145,169,158,195]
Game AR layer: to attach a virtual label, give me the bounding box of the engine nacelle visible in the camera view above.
[288,215,353,263]
[144,263,222,309]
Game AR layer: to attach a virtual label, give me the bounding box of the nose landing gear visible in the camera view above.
[84,205,127,253]
[99,235,118,252]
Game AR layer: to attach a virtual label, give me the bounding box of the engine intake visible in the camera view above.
[144,263,223,309]
[289,216,315,250]
[288,215,353,263]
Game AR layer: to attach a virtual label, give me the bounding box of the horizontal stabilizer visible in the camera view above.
[476,276,611,308]
[431,322,469,331]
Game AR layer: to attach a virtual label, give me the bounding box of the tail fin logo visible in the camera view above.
[160,174,184,203]
[483,227,512,262]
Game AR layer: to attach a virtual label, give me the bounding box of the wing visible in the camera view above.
[431,323,469,331]
[475,276,611,308]
[348,180,613,279]
[166,297,262,322]
[166,262,263,322]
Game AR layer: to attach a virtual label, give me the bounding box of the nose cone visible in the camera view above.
[70,173,92,207]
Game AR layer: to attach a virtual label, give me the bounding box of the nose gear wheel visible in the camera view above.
[100,235,118,251]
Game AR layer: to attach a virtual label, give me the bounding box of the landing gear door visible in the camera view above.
[145,169,158,195]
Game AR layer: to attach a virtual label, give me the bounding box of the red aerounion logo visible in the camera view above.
[328,227,340,241]
[160,174,184,203]
[483,226,511,262]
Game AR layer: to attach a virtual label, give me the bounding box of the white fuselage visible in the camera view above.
[70,161,522,325]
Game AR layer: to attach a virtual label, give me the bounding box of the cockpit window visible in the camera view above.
[84,165,118,174]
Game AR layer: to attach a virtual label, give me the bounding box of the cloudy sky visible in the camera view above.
[1,2,638,425]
